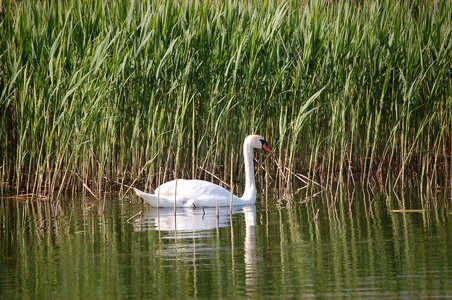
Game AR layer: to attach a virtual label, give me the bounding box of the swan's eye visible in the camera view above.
[259,139,272,154]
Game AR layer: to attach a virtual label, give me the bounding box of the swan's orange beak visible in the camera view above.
[262,143,272,154]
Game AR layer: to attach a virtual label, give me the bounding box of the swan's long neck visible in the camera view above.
[241,141,256,202]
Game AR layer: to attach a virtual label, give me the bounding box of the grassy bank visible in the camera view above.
[1,0,451,198]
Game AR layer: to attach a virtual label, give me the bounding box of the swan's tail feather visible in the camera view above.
[133,188,174,207]
[133,188,158,206]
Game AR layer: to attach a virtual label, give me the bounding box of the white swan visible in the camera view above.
[133,134,272,207]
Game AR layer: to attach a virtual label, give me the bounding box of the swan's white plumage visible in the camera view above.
[134,135,271,208]
[134,180,241,208]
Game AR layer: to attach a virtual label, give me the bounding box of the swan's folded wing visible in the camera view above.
[155,179,232,200]
[154,180,177,196]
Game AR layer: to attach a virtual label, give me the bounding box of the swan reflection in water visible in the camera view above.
[133,205,254,237]
[132,205,256,265]
[133,205,257,295]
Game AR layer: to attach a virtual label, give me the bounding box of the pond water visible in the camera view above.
[1,191,451,299]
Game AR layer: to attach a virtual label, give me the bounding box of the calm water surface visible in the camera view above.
[1,192,451,299]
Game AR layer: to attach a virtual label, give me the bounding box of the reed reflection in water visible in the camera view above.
[0,192,451,299]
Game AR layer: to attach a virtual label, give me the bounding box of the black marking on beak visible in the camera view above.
[259,139,272,154]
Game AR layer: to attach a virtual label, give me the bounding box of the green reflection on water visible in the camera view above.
[1,193,451,299]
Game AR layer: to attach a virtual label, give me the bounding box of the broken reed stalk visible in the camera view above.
[126,210,142,223]
[199,167,230,188]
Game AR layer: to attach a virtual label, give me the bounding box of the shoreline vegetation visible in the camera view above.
[0,1,451,201]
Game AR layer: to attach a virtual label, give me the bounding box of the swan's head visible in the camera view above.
[245,135,272,154]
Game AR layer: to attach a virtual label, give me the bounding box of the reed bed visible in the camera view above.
[1,0,451,199]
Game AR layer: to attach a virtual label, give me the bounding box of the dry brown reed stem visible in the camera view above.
[126,210,142,223]
[230,151,234,214]
[72,171,98,200]
[199,167,231,188]
[173,179,177,221]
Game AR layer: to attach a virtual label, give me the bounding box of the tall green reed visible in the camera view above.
[0,0,451,203]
